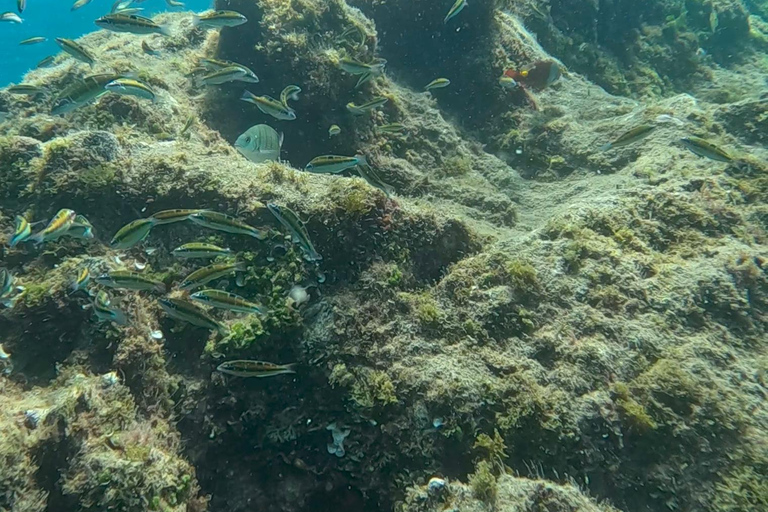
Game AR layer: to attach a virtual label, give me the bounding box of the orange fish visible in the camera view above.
[504,60,561,90]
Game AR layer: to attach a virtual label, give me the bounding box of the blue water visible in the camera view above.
[0,0,211,87]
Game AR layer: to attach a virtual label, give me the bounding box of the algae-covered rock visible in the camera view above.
[399,473,620,512]
[0,2,766,512]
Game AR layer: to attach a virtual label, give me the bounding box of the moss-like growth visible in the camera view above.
[329,363,399,408]
[469,460,498,504]
[612,382,658,433]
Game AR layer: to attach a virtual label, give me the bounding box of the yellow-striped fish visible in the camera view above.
[158,298,226,333]
[188,210,265,239]
[95,271,166,293]
[149,209,200,225]
[192,10,247,29]
[190,289,265,314]
[95,13,171,36]
[172,243,232,259]
[9,215,32,247]
[30,209,76,244]
[346,97,388,115]
[55,38,95,66]
[110,218,154,249]
[69,267,90,294]
[680,137,733,163]
[305,155,364,174]
[178,261,246,291]
[424,78,451,91]
[93,290,129,325]
[105,78,156,100]
[444,0,467,24]
[241,91,296,121]
[19,36,46,45]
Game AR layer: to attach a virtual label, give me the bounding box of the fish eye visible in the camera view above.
[245,136,251,143]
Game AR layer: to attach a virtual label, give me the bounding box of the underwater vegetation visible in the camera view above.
[0,0,767,512]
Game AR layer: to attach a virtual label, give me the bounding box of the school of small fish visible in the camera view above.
[0,0,754,385]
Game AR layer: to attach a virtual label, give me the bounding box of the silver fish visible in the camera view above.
[55,38,95,66]
[192,10,247,29]
[234,124,283,163]
[94,13,171,36]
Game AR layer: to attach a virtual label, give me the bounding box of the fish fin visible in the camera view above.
[599,143,612,152]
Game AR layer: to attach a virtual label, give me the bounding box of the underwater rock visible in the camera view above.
[402,474,619,512]
[0,3,766,512]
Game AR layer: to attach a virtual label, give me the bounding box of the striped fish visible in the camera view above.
[9,215,32,247]
[158,298,226,334]
[217,360,296,378]
[241,91,296,121]
[30,209,76,244]
[234,124,282,163]
[109,218,153,249]
[189,210,265,239]
[94,13,171,36]
[172,243,232,259]
[52,73,121,115]
[190,289,265,314]
[148,209,200,225]
[267,203,322,261]
[93,290,129,325]
[95,271,166,293]
[192,10,247,29]
[680,137,733,163]
[55,38,95,66]
[305,155,364,174]
[178,261,246,291]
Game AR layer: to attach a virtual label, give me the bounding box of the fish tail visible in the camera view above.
[111,309,129,326]
[240,90,256,103]
[153,282,167,294]
[234,261,248,272]
[599,143,612,152]
[191,14,200,27]
[159,24,172,37]
[216,322,229,336]
[29,232,45,245]
[283,363,298,374]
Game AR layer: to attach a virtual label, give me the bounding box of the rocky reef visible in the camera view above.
[0,1,767,512]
